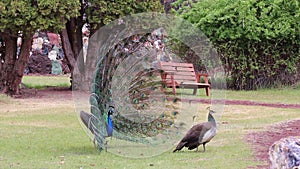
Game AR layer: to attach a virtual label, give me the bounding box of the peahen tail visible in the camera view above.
[173,141,186,152]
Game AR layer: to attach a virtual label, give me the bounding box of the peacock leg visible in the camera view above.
[93,137,96,149]
[105,140,109,152]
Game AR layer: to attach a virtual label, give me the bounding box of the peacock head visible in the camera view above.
[108,101,115,116]
[108,106,115,116]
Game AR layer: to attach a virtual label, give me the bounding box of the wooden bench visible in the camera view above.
[158,61,210,96]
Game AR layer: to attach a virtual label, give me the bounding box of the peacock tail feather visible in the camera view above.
[87,35,182,150]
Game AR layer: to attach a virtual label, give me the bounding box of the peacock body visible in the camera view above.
[80,34,185,156]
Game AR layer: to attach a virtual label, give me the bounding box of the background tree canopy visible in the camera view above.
[172,0,300,90]
[0,0,163,95]
[1,0,298,95]
[0,0,80,95]
[66,0,164,90]
[0,0,80,36]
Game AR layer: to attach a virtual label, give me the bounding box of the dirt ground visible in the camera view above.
[246,120,300,168]
[13,87,300,168]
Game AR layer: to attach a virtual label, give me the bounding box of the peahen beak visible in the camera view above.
[206,106,216,114]
[209,110,216,114]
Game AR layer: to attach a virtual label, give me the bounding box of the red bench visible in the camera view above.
[159,61,210,96]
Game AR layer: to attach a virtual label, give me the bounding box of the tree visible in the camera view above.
[172,0,300,89]
[60,0,164,91]
[0,0,80,95]
[0,0,165,95]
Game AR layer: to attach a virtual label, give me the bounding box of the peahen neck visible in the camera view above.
[208,113,216,126]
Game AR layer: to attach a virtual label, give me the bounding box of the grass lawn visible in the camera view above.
[21,75,71,89]
[0,76,299,168]
[225,87,300,104]
[179,85,300,105]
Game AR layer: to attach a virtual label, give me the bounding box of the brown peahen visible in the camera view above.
[173,108,217,152]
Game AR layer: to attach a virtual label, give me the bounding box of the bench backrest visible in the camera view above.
[159,62,197,84]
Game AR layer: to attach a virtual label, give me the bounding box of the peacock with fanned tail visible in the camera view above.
[79,34,183,151]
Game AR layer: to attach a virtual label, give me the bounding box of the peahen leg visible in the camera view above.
[203,143,206,152]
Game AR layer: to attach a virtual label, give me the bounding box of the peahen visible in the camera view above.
[173,108,217,152]
[78,34,183,152]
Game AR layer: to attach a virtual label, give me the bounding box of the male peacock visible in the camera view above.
[78,34,183,152]
[173,108,217,152]
[80,106,114,137]
[106,105,114,137]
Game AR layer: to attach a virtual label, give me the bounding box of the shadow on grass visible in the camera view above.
[64,144,99,155]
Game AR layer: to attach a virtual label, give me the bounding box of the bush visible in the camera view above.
[172,0,300,90]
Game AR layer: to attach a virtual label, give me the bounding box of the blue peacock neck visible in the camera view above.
[106,106,114,137]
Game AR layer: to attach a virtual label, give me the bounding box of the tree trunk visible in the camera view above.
[0,33,17,94]
[62,16,87,91]
[73,23,127,92]
[0,32,32,95]
[60,28,76,73]
[13,37,32,94]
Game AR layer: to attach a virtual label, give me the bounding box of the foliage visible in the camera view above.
[0,0,80,36]
[71,1,164,91]
[172,0,300,89]
[0,0,80,95]
[85,0,164,32]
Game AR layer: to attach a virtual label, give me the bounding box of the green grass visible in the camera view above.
[21,75,71,89]
[225,87,300,104]
[1,76,300,168]
[178,84,300,105]
[1,99,299,169]
[0,94,12,104]
[0,103,248,169]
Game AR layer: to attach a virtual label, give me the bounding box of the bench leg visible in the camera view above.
[193,88,197,95]
[161,85,164,92]
[172,86,176,95]
[171,75,176,95]
[205,87,210,96]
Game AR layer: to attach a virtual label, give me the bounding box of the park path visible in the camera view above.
[181,98,300,109]
[18,86,300,109]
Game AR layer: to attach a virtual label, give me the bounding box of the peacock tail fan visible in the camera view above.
[88,37,182,150]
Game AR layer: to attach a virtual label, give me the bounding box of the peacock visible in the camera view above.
[78,34,185,154]
[80,105,114,137]
[173,108,217,152]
